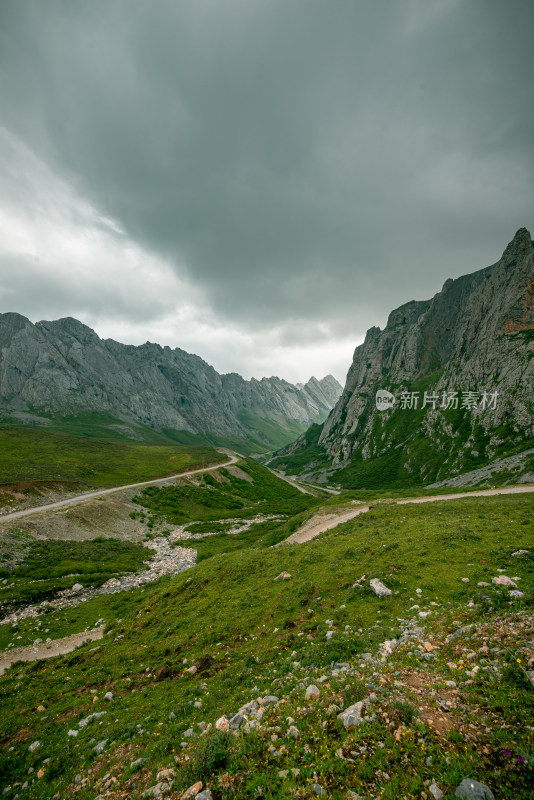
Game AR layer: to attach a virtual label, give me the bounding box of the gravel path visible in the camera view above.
[0,627,104,675]
[280,484,534,545]
[0,454,238,524]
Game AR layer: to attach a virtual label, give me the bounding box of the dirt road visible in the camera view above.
[280,484,534,545]
[0,454,238,524]
[0,627,104,675]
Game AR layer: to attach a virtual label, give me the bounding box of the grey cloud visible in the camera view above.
[0,0,533,348]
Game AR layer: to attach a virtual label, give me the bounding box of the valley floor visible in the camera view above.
[0,454,533,799]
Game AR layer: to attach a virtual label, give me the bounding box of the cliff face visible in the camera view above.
[0,314,341,447]
[282,229,534,485]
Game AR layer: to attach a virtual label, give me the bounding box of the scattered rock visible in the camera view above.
[260,695,279,707]
[429,781,443,800]
[491,575,516,587]
[157,768,176,782]
[180,781,203,799]
[196,791,212,800]
[511,549,529,557]
[72,583,84,593]
[455,779,494,800]
[228,714,246,731]
[186,665,198,675]
[79,712,106,729]
[27,741,40,753]
[93,740,108,755]
[274,571,292,581]
[104,691,113,701]
[338,702,365,729]
[215,716,229,731]
[370,578,392,598]
[305,684,321,700]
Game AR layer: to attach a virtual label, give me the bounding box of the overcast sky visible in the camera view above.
[0,0,533,383]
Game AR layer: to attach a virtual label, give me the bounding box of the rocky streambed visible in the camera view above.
[0,535,197,627]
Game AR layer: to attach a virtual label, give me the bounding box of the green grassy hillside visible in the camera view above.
[0,492,532,798]
[0,426,223,489]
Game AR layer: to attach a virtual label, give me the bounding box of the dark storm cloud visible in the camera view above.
[0,0,533,377]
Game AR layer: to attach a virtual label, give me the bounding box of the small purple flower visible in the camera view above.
[517,755,525,764]
[503,748,511,757]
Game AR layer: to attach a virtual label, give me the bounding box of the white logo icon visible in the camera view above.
[375,389,396,411]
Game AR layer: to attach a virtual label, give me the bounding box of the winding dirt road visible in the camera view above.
[0,627,104,675]
[0,453,238,524]
[280,484,534,545]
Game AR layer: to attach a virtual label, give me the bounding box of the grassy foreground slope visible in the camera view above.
[0,426,223,489]
[0,494,532,798]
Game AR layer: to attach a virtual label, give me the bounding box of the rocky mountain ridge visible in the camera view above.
[0,313,341,451]
[275,228,534,486]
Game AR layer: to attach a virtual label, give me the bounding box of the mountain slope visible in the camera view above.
[0,314,341,452]
[273,228,534,486]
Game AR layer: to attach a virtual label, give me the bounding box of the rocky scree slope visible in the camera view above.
[0,313,340,449]
[280,228,534,486]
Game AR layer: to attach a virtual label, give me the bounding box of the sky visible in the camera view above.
[0,0,533,384]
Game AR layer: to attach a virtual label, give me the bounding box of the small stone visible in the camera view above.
[274,571,292,580]
[325,631,335,640]
[511,549,529,556]
[37,769,45,779]
[509,590,524,598]
[157,768,176,782]
[72,583,84,593]
[346,793,362,800]
[196,792,212,800]
[27,741,41,753]
[131,758,148,770]
[461,578,470,583]
[94,739,108,754]
[338,702,365,729]
[429,781,443,800]
[215,716,229,731]
[228,714,246,731]
[36,705,45,712]
[370,578,392,597]
[423,642,435,652]
[312,784,326,796]
[260,695,279,706]
[492,575,516,587]
[67,729,78,737]
[455,779,494,800]
[104,692,113,701]
[183,728,195,738]
[186,665,197,675]
[305,684,320,700]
